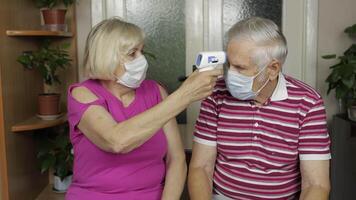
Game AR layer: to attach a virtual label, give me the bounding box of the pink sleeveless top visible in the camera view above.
[65,79,168,200]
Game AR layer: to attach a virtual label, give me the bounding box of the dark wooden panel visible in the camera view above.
[0,0,48,198]
[0,64,9,200]
[0,0,79,199]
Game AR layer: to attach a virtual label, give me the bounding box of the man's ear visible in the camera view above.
[267,59,281,81]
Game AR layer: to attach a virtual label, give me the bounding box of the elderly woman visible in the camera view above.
[65,17,222,200]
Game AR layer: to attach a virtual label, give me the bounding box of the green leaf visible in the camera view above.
[17,39,71,86]
[35,0,76,8]
[55,134,68,149]
[17,51,35,69]
[37,150,49,159]
[17,56,32,68]
[36,127,73,180]
[322,54,337,59]
[37,64,48,79]
[326,69,340,83]
[339,55,356,64]
[344,44,356,56]
[325,25,356,99]
[338,64,355,78]
[62,0,75,7]
[40,155,55,173]
[335,84,350,99]
[61,43,71,49]
[342,77,355,89]
[344,24,356,37]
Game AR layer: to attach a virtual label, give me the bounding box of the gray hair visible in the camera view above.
[227,17,288,69]
[84,17,144,80]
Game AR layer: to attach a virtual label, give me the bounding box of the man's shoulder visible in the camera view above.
[284,74,322,102]
[212,78,230,97]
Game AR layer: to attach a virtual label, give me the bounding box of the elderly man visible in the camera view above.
[188,17,331,200]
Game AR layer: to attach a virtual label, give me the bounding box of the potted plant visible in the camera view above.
[37,127,73,192]
[17,39,71,118]
[323,23,356,121]
[35,0,76,31]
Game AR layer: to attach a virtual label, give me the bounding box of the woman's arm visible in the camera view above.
[72,69,222,153]
[158,85,187,200]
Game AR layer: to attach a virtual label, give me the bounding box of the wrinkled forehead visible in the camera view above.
[227,39,257,66]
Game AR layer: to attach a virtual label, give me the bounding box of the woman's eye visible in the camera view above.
[128,51,136,57]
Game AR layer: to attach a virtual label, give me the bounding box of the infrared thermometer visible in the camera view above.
[195,51,226,72]
[178,51,226,82]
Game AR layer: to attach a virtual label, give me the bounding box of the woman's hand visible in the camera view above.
[177,69,223,103]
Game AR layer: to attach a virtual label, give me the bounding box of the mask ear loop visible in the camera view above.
[255,77,270,94]
[254,64,270,94]
[223,62,230,78]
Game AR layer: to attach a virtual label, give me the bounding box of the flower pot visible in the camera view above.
[347,106,356,122]
[41,9,67,31]
[38,93,60,115]
[338,98,347,114]
[53,174,72,193]
[41,9,66,24]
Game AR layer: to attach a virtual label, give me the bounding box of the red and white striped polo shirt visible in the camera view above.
[194,73,331,200]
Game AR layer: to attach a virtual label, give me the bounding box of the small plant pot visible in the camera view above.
[38,93,60,115]
[53,174,72,193]
[347,106,356,122]
[41,9,67,25]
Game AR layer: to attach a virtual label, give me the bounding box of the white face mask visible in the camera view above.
[225,65,269,100]
[116,55,148,88]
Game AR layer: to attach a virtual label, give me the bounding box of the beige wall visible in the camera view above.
[76,0,92,82]
[317,0,356,121]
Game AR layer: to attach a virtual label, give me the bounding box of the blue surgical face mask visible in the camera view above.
[225,65,269,100]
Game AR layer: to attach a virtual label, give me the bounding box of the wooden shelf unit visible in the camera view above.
[11,114,67,133]
[1,2,78,199]
[6,30,73,37]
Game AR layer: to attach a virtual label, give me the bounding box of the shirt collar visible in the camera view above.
[270,72,288,101]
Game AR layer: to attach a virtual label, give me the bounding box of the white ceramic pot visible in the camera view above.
[348,106,356,122]
[53,175,72,193]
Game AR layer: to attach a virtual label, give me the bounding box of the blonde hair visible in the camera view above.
[84,17,144,80]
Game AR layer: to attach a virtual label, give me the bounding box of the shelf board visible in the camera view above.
[6,30,73,37]
[36,184,65,200]
[11,114,67,133]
